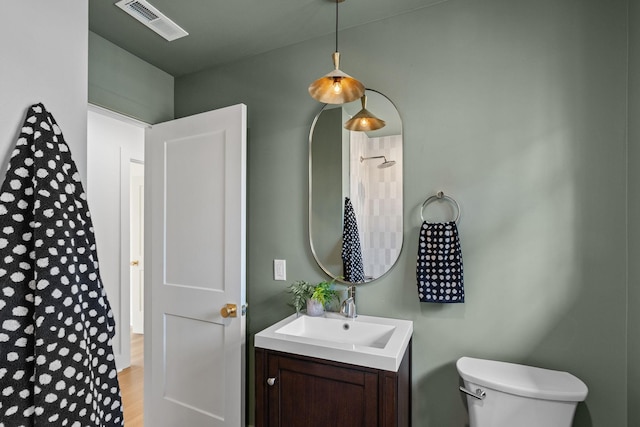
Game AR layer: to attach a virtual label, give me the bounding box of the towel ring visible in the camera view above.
[420,191,460,223]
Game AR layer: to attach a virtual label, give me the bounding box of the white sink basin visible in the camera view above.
[276,315,396,348]
[254,312,413,371]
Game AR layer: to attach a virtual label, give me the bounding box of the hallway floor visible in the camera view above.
[118,333,144,427]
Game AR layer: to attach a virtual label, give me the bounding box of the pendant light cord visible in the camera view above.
[335,0,339,52]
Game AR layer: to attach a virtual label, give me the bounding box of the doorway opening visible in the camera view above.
[87,105,147,426]
[122,160,145,426]
[130,161,145,335]
[89,103,247,426]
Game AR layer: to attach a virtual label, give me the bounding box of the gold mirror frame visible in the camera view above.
[308,89,403,284]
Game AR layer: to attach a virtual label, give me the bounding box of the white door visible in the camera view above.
[144,104,247,427]
[130,163,144,334]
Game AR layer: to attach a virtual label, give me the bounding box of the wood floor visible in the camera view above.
[118,333,144,427]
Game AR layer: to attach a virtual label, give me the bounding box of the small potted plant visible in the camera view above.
[288,279,339,316]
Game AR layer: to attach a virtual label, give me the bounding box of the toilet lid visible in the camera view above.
[456,357,588,402]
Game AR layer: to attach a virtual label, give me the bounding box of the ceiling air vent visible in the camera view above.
[115,0,188,42]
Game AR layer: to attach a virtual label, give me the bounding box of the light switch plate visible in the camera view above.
[274,259,286,281]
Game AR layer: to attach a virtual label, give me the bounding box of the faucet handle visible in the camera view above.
[348,298,356,318]
[340,298,347,314]
[340,296,357,318]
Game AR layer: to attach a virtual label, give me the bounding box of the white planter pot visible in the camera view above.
[306,298,325,316]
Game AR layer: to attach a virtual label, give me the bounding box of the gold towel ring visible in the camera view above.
[420,191,461,223]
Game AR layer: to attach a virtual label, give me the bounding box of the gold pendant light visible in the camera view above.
[344,95,386,131]
[308,0,365,104]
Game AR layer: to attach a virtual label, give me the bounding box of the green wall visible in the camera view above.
[89,31,174,124]
[628,0,640,425]
[175,0,628,425]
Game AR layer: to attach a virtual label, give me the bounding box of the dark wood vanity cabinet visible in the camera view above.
[255,340,411,427]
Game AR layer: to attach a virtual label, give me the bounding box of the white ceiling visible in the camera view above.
[89,0,448,77]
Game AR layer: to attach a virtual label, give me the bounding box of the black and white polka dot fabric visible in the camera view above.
[416,221,465,303]
[0,104,123,426]
[341,197,365,283]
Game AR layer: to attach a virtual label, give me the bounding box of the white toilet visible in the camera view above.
[456,356,588,427]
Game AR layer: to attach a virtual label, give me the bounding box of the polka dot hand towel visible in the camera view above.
[416,221,465,303]
[0,104,124,426]
[341,197,365,283]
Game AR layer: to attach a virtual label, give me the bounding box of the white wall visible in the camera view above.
[0,1,88,181]
[87,107,145,371]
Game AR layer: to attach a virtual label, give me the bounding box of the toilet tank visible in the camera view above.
[456,357,588,427]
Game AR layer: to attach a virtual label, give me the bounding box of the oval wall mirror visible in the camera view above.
[309,89,403,284]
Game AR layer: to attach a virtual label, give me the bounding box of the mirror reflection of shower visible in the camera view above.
[360,155,396,169]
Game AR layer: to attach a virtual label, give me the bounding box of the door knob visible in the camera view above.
[220,303,237,318]
[130,260,140,266]
[267,377,276,386]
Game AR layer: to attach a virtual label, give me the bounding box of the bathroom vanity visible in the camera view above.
[254,313,413,427]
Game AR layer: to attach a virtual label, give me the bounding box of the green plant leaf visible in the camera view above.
[310,280,339,307]
[287,280,315,313]
[288,279,340,313]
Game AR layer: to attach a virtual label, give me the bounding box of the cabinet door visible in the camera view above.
[268,354,379,427]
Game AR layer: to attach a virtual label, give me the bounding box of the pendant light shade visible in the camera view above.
[309,52,365,104]
[344,95,386,131]
[308,0,365,104]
